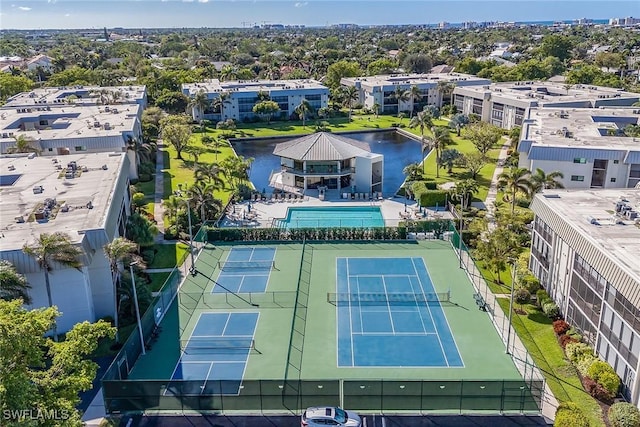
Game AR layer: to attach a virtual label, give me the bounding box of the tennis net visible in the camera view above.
[327,291,450,305]
[217,260,275,271]
[180,337,255,354]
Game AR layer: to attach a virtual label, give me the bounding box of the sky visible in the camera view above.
[0,0,638,30]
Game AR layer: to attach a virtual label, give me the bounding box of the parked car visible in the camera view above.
[301,407,361,426]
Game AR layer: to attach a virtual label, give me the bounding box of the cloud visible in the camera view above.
[182,0,194,2]
[198,0,209,2]
[18,6,32,10]
[64,13,70,17]
[47,0,57,4]
[294,1,308,7]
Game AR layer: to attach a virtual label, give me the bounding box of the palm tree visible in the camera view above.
[187,183,224,222]
[257,90,271,102]
[295,99,313,127]
[194,162,225,188]
[392,86,409,115]
[7,135,42,155]
[342,86,359,121]
[452,179,479,208]
[163,196,182,228]
[219,65,237,81]
[403,162,423,182]
[188,89,210,122]
[531,168,564,193]
[22,232,83,340]
[372,102,381,118]
[126,135,154,165]
[425,126,452,178]
[0,260,31,304]
[212,92,230,119]
[103,237,143,342]
[408,85,422,117]
[437,81,456,109]
[409,110,433,141]
[498,167,533,214]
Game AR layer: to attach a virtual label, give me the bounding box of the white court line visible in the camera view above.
[347,259,356,367]
[380,276,395,334]
[189,334,255,338]
[353,332,439,336]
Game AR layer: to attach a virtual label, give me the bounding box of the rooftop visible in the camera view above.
[521,107,640,149]
[531,189,640,289]
[4,85,147,108]
[0,152,127,251]
[341,72,490,89]
[182,79,327,96]
[273,132,372,161]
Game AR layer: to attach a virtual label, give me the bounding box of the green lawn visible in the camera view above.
[147,271,172,292]
[496,299,604,426]
[92,324,136,358]
[134,179,156,197]
[477,262,514,294]
[148,242,190,269]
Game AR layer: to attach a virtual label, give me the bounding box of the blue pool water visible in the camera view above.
[276,206,384,229]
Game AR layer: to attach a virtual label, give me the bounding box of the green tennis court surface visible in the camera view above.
[122,240,540,413]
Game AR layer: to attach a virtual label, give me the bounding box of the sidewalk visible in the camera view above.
[484,136,512,230]
[153,141,166,242]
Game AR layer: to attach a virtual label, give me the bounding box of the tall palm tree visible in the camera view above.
[498,167,533,213]
[126,135,154,165]
[392,86,409,115]
[103,237,143,342]
[408,85,422,117]
[188,89,210,122]
[452,179,479,208]
[409,110,433,141]
[295,99,313,128]
[341,86,359,121]
[187,183,224,222]
[7,135,42,155]
[219,65,237,82]
[437,81,456,109]
[531,168,564,193]
[163,196,182,229]
[212,92,230,119]
[425,126,452,178]
[194,162,225,189]
[0,260,31,304]
[372,102,381,118]
[22,232,83,340]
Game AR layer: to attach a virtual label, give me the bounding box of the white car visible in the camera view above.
[301,406,362,427]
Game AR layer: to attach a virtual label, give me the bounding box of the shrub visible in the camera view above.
[536,289,550,307]
[608,402,640,427]
[577,355,598,376]
[554,402,590,427]
[138,173,153,182]
[598,371,621,396]
[565,342,593,364]
[559,334,578,349]
[583,376,614,403]
[553,320,571,335]
[566,328,582,341]
[141,248,156,265]
[417,190,448,208]
[519,274,541,295]
[542,302,560,319]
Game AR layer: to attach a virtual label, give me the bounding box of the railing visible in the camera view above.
[281,166,354,175]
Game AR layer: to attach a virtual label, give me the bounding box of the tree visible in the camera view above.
[0,260,31,304]
[212,91,231,119]
[183,145,206,163]
[295,99,313,127]
[194,162,225,188]
[6,134,41,155]
[0,73,33,102]
[498,167,533,214]
[451,179,478,208]
[0,300,114,427]
[163,195,182,228]
[402,162,423,182]
[187,89,210,121]
[437,81,456,108]
[392,86,409,114]
[219,65,237,81]
[341,85,359,120]
[126,135,154,165]
[220,155,253,191]
[538,34,574,62]
[531,168,564,193]
[187,183,224,222]
[460,152,487,180]
[439,149,462,174]
[514,288,531,313]
[155,90,190,115]
[103,237,143,342]
[409,110,433,141]
[125,212,158,247]
[367,58,398,76]
[449,113,470,136]
[402,53,432,73]
[161,115,193,160]
[372,102,381,118]
[425,126,452,178]
[475,226,522,284]
[22,232,83,340]
[325,60,361,89]
[252,100,281,124]
[408,85,422,117]
[464,122,503,158]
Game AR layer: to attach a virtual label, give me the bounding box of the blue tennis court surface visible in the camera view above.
[336,257,463,367]
[213,247,275,293]
[170,312,258,395]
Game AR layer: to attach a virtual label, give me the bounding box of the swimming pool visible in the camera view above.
[276,206,384,229]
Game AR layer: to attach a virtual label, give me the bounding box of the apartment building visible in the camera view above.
[518,107,640,189]
[453,82,640,129]
[182,79,330,122]
[0,152,132,333]
[340,73,490,115]
[529,190,640,406]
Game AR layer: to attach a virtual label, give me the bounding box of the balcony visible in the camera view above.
[281,165,354,176]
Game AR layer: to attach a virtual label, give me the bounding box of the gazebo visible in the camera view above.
[269,132,383,196]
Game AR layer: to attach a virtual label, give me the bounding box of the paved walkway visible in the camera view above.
[153,141,166,242]
[484,136,512,230]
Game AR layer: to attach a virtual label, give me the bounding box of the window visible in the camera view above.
[611,178,617,183]
[571,175,585,182]
[47,148,53,152]
[74,146,87,151]
[613,160,619,164]
[573,158,587,164]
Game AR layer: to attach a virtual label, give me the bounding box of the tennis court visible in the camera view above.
[335,257,463,367]
[170,312,258,395]
[213,247,276,293]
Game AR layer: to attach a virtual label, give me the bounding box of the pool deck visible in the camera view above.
[223,192,453,228]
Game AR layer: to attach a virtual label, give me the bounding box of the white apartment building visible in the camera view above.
[529,190,640,406]
[182,79,330,122]
[453,82,640,129]
[0,152,132,333]
[340,73,490,115]
[518,108,640,189]
[0,86,147,179]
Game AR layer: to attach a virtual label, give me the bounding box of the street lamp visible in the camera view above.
[505,260,517,355]
[129,260,145,355]
[456,191,467,269]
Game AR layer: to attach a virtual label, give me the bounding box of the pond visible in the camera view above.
[231,130,425,196]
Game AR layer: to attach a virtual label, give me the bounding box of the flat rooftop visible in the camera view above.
[455,81,640,105]
[532,189,640,282]
[182,79,327,95]
[0,103,140,148]
[4,85,147,108]
[341,72,488,88]
[522,107,640,149]
[0,152,126,251]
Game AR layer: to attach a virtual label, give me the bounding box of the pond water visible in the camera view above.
[231,131,424,196]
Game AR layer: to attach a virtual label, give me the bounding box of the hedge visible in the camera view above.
[608,402,640,427]
[417,190,448,208]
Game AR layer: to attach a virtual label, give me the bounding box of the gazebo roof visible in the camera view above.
[272,132,371,161]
